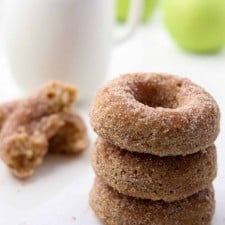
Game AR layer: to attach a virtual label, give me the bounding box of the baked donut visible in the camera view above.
[0,81,77,177]
[92,137,217,202]
[90,73,220,156]
[0,101,88,156]
[89,177,215,225]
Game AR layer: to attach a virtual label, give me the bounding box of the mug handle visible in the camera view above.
[113,0,144,44]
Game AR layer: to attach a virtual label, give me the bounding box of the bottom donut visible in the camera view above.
[89,177,215,225]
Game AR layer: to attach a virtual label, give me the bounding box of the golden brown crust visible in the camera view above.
[49,112,89,154]
[90,73,220,156]
[92,137,217,202]
[89,177,215,225]
[0,81,77,177]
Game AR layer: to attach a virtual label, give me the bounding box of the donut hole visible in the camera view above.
[132,80,181,109]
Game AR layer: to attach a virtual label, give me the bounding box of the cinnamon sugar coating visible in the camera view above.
[0,81,77,177]
[89,177,215,225]
[90,73,220,156]
[92,137,217,202]
[0,101,20,130]
[0,101,88,155]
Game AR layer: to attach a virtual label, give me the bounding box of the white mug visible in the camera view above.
[0,0,4,64]
[4,0,142,102]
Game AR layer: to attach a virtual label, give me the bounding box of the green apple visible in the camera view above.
[116,0,130,22]
[163,0,225,53]
[116,0,158,23]
[142,0,158,22]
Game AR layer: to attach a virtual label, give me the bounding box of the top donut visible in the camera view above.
[90,73,220,156]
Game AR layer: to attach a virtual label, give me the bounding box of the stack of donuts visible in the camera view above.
[89,73,220,225]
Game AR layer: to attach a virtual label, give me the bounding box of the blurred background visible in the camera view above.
[0,0,224,224]
[0,0,224,103]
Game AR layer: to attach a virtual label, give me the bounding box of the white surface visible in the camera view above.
[0,14,225,225]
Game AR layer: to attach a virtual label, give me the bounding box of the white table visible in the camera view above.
[0,15,224,225]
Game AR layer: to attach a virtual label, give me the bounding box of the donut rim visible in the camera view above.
[92,137,217,202]
[90,73,220,156]
[89,177,215,225]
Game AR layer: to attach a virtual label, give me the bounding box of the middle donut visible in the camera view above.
[92,137,217,202]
